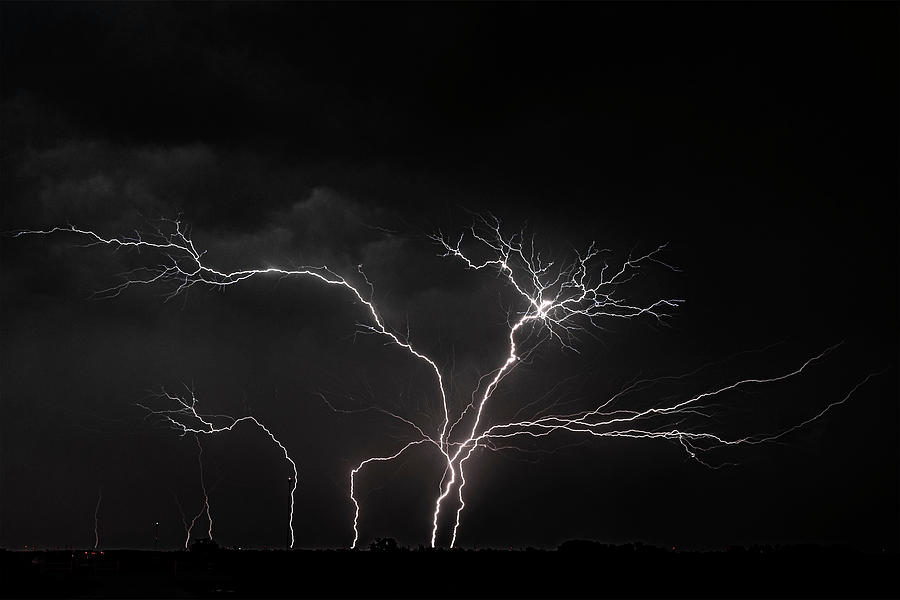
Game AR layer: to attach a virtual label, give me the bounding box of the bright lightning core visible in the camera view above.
[14,216,880,549]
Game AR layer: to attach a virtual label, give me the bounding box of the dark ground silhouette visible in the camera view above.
[2,541,896,599]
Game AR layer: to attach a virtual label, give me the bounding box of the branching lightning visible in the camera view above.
[194,435,213,541]
[15,215,879,549]
[172,491,195,549]
[139,387,298,547]
[93,487,102,549]
[169,442,213,549]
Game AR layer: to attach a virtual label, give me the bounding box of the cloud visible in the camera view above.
[9,137,415,297]
[17,140,214,228]
[7,135,553,373]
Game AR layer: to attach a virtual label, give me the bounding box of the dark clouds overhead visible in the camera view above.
[1,3,897,551]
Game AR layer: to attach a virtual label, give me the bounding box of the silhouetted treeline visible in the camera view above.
[556,539,867,556]
[2,542,897,599]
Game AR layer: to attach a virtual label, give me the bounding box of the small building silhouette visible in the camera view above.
[190,538,219,552]
[369,537,398,552]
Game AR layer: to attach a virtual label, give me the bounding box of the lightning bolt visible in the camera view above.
[15,221,451,549]
[349,439,434,550]
[171,438,212,549]
[14,215,877,549]
[139,387,298,547]
[93,487,102,549]
[427,215,683,546]
[172,491,193,550]
[194,435,213,542]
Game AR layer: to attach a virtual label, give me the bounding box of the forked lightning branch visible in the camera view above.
[15,216,879,549]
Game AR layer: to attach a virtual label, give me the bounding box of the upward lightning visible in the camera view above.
[15,216,877,549]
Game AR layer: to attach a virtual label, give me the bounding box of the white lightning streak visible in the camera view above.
[16,222,452,547]
[194,435,213,541]
[140,388,299,548]
[428,215,682,546]
[93,488,102,549]
[349,438,434,549]
[16,217,873,550]
[172,491,199,550]
[13,224,449,448]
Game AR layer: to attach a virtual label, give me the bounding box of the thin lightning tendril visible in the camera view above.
[138,387,299,548]
[15,222,450,547]
[194,435,213,541]
[172,491,197,550]
[14,215,878,549]
[93,488,102,549]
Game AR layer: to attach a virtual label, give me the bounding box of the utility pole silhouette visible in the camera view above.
[154,521,159,551]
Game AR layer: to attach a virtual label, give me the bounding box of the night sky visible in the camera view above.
[1,3,897,552]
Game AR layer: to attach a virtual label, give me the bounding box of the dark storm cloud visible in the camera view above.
[8,135,488,301]
[4,131,524,416]
[1,2,897,551]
